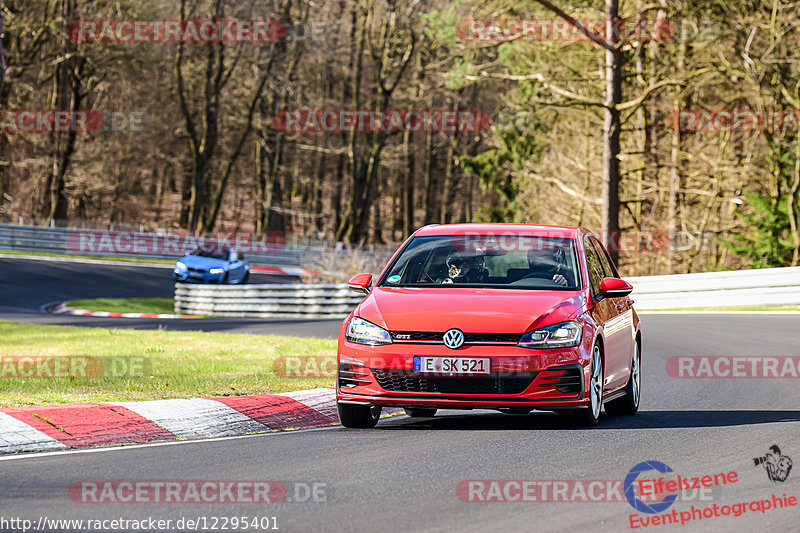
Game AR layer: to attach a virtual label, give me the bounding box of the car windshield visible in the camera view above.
[191,247,229,260]
[380,235,581,290]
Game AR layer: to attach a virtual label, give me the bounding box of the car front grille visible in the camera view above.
[390,331,521,344]
[371,369,537,395]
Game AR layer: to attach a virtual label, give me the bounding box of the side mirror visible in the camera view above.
[599,277,633,298]
[348,273,373,294]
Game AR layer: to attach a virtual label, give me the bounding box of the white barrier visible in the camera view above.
[174,283,364,318]
[628,267,800,309]
[174,267,800,318]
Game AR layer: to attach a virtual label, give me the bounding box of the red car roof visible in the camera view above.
[413,223,587,238]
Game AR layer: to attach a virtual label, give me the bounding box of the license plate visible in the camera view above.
[413,356,491,375]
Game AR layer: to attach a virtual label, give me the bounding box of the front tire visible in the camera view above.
[574,344,603,426]
[605,339,641,416]
[404,407,437,418]
[337,403,381,428]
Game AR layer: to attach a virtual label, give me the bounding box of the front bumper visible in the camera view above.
[173,269,226,283]
[336,341,592,410]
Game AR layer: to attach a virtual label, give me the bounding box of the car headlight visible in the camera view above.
[175,261,187,270]
[346,317,392,346]
[209,268,225,274]
[518,321,582,348]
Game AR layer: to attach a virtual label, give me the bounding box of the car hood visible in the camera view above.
[356,287,586,333]
[179,255,228,269]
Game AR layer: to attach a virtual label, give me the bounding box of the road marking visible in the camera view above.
[0,412,68,454]
[277,388,339,421]
[0,424,342,462]
[0,410,405,462]
[109,398,268,439]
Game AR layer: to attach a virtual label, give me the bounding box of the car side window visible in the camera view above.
[584,238,605,296]
[590,238,618,278]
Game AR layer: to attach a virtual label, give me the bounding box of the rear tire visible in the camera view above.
[337,403,381,428]
[573,344,603,427]
[404,407,437,418]
[605,339,641,416]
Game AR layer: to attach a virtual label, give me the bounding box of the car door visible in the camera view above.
[589,237,634,389]
[585,237,624,391]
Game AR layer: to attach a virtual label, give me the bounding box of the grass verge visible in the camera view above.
[0,321,335,408]
[67,298,176,315]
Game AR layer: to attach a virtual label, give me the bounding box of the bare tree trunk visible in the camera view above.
[667,28,687,272]
[403,128,416,235]
[789,141,800,266]
[0,8,6,95]
[423,127,436,224]
[440,123,458,224]
[47,0,82,223]
[335,1,367,243]
[601,0,621,265]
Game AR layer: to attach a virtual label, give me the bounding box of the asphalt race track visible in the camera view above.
[0,256,343,337]
[1,256,799,532]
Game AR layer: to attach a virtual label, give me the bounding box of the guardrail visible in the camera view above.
[174,283,365,319]
[174,267,800,318]
[0,223,302,266]
[628,266,800,310]
[0,223,391,273]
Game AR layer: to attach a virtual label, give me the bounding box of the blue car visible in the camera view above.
[173,246,250,284]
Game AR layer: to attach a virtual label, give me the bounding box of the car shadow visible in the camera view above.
[375,410,800,431]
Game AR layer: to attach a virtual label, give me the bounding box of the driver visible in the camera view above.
[443,250,488,283]
[526,246,573,287]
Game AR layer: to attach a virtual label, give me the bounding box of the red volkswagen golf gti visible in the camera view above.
[336,224,641,428]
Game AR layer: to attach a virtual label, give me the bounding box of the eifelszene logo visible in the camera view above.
[753,445,793,483]
[625,461,678,514]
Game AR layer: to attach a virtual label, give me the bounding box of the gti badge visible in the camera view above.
[443,328,465,349]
